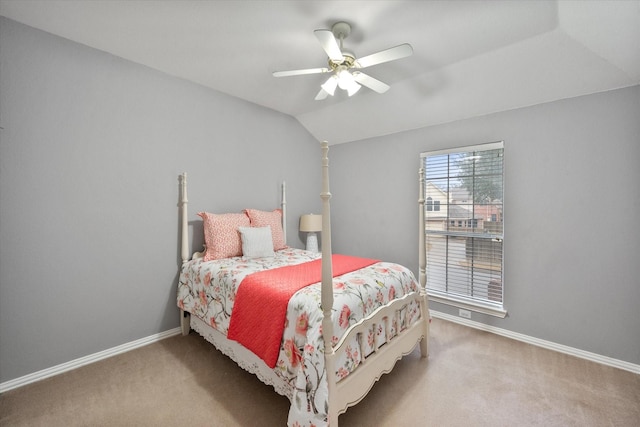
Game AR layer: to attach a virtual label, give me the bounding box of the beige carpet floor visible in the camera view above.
[1,318,639,426]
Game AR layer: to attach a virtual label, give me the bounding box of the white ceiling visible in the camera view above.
[1,0,639,145]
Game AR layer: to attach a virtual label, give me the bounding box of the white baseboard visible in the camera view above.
[0,327,182,393]
[430,310,640,375]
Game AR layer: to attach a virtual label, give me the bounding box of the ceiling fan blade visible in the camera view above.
[314,29,344,62]
[352,72,390,94]
[273,67,330,77]
[355,43,413,68]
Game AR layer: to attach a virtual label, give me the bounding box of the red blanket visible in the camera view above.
[227,254,379,368]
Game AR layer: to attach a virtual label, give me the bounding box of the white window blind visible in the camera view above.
[420,141,506,317]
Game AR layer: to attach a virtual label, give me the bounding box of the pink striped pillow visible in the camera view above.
[244,209,286,250]
[198,212,250,261]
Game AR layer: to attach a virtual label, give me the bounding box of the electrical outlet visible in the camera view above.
[459,309,471,319]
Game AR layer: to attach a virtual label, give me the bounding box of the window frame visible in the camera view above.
[420,141,507,318]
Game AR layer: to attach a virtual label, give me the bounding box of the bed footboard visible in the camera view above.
[327,291,428,421]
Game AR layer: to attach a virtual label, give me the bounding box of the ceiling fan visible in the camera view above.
[273,22,413,100]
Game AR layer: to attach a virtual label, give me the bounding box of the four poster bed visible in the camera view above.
[177,142,429,426]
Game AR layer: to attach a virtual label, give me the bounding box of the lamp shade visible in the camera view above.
[300,214,322,232]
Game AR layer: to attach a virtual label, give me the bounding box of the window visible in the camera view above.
[426,197,433,211]
[420,141,506,317]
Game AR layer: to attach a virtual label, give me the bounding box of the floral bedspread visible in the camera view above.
[177,248,421,426]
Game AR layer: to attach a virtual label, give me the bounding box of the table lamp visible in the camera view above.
[300,214,322,252]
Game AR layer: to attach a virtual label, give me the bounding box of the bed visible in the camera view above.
[177,142,429,426]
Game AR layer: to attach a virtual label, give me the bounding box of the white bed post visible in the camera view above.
[418,167,429,357]
[282,181,287,245]
[179,172,191,336]
[180,173,189,264]
[320,141,338,426]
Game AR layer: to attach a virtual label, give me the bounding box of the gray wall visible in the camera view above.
[2,15,638,385]
[0,18,321,383]
[329,85,640,366]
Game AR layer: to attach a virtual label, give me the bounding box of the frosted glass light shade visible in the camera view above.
[321,77,338,96]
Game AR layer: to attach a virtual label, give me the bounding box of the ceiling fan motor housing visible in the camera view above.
[328,53,356,71]
[331,22,351,40]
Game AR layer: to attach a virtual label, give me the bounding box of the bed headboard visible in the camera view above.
[178,173,287,263]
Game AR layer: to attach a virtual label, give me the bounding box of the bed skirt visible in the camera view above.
[189,314,293,400]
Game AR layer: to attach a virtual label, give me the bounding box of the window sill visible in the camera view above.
[427,292,508,318]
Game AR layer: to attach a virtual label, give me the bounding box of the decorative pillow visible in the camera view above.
[197,212,250,261]
[244,208,286,250]
[238,226,275,258]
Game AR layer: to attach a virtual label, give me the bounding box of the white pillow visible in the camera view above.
[238,226,275,258]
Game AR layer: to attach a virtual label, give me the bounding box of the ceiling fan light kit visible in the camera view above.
[274,21,413,100]
[320,76,338,96]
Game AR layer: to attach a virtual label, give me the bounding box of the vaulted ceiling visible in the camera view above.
[2,0,639,145]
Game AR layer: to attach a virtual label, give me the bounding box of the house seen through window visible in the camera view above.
[426,197,441,211]
[420,141,506,317]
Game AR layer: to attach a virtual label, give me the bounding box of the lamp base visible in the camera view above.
[306,232,319,253]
